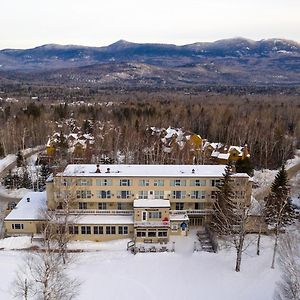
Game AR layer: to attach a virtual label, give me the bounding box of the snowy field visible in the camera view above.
[0,233,280,300]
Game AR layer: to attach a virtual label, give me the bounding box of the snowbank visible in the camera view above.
[0,234,281,300]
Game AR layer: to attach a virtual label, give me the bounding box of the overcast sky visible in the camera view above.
[1,0,299,49]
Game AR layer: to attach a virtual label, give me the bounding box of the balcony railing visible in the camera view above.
[55,209,134,215]
[170,209,214,216]
[134,221,170,227]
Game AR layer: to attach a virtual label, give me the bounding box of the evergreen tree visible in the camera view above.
[16,149,24,167]
[235,157,254,176]
[40,163,50,189]
[211,163,236,235]
[3,169,14,189]
[264,165,296,269]
[21,167,32,189]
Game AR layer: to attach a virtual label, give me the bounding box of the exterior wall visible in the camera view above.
[246,216,268,233]
[52,175,227,212]
[7,169,252,242]
[134,227,169,243]
[46,181,55,209]
[69,224,134,242]
[134,207,169,222]
[170,220,188,236]
[5,220,40,235]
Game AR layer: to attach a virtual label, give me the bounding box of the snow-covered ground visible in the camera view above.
[0,232,281,300]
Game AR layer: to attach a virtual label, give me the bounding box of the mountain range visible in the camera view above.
[0,38,299,87]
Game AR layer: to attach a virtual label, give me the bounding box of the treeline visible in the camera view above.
[0,88,299,169]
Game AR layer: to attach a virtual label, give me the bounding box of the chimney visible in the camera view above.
[192,169,195,174]
[106,168,110,173]
[27,197,30,202]
[95,164,101,173]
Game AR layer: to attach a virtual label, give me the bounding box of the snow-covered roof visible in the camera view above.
[5,192,47,221]
[229,146,243,153]
[57,164,231,178]
[217,153,230,160]
[134,199,170,208]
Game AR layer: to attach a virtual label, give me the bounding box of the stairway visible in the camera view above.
[197,230,215,253]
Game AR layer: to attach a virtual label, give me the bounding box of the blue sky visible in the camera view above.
[1,0,299,49]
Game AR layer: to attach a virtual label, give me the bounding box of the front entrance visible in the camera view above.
[189,217,204,227]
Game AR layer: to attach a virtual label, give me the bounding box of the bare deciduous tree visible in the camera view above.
[274,230,300,300]
[13,251,80,300]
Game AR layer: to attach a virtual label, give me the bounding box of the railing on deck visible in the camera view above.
[134,221,170,227]
[55,209,133,215]
[170,209,214,216]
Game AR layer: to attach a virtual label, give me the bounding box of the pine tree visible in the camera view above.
[40,163,50,189]
[264,165,296,269]
[211,163,236,234]
[235,157,254,176]
[211,162,251,272]
[16,149,24,167]
[21,167,32,189]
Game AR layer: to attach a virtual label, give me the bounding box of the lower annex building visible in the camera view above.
[4,164,252,243]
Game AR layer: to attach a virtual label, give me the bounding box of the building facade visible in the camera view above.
[5,164,252,243]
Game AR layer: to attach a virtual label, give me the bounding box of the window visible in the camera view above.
[195,202,205,210]
[190,179,206,186]
[191,190,206,199]
[68,226,79,234]
[136,231,146,237]
[98,202,107,210]
[172,191,186,199]
[154,179,164,186]
[117,190,130,199]
[61,178,72,186]
[106,226,116,234]
[76,190,92,199]
[79,202,87,209]
[94,226,103,234]
[211,179,221,187]
[158,230,168,237]
[96,179,112,186]
[148,211,162,219]
[96,190,111,199]
[117,203,127,210]
[148,231,156,237]
[175,203,184,210]
[139,179,149,186]
[154,191,164,199]
[76,179,92,186]
[118,226,128,235]
[81,226,91,234]
[12,224,24,230]
[170,179,186,186]
[119,179,131,186]
[138,191,148,199]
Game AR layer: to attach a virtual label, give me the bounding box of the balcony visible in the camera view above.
[55,209,133,215]
[134,221,170,227]
[170,209,214,216]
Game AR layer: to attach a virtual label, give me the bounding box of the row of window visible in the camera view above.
[62,178,222,187]
[75,190,208,199]
[77,202,206,210]
[78,202,128,210]
[136,230,168,237]
[175,202,205,210]
[69,225,129,235]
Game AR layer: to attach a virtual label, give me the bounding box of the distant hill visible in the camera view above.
[0,38,299,87]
